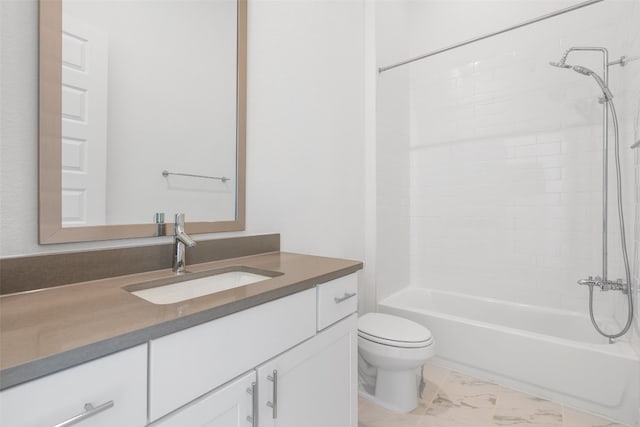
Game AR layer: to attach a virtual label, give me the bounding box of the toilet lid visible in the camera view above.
[358,313,433,348]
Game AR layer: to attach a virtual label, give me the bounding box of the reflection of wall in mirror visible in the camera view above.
[62,0,238,226]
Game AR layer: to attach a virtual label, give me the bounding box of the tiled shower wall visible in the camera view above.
[406,0,639,320]
[629,2,640,360]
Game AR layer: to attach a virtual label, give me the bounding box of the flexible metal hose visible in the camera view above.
[587,97,634,342]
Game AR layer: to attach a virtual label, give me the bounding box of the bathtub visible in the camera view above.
[379,288,640,425]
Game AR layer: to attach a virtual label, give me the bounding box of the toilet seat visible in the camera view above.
[358,313,433,348]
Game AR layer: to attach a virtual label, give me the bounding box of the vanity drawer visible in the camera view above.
[0,345,147,427]
[317,273,358,330]
[148,287,316,421]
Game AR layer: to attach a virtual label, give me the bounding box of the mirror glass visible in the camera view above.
[39,0,246,243]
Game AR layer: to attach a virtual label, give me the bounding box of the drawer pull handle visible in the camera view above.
[334,292,357,304]
[53,400,114,427]
[246,382,258,426]
[266,369,278,419]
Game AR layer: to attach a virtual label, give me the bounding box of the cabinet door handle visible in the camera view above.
[53,400,114,427]
[246,382,258,426]
[334,292,356,304]
[266,369,278,419]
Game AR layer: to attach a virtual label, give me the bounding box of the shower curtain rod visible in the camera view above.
[378,0,605,73]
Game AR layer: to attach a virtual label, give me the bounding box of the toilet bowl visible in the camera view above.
[358,313,434,412]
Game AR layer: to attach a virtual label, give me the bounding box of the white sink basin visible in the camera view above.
[128,269,278,305]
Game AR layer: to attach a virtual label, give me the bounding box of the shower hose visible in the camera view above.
[587,97,634,342]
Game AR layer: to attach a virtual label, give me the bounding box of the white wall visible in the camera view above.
[244,0,365,260]
[373,0,411,302]
[403,0,639,319]
[0,0,365,265]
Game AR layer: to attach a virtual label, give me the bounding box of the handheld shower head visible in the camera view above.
[572,65,593,76]
[571,65,614,101]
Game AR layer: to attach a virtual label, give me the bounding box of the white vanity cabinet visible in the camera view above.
[0,272,359,427]
[257,314,358,427]
[148,288,317,421]
[0,345,147,427]
[150,371,257,427]
[149,272,359,427]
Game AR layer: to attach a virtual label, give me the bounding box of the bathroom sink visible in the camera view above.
[125,266,282,304]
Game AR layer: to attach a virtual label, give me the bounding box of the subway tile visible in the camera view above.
[512,142,563,158]
[536,132,564,145]
[406,0,640,320]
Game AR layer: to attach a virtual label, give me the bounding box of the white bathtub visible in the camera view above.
[379,288,640,425]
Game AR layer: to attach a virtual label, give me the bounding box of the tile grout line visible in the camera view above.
[422,369,451,413]
[490,386,501,427]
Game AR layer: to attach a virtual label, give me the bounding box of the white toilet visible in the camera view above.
[357,313,435,412]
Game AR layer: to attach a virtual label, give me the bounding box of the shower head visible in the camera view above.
[549,61,572,69]
[571,65,614,101]
[549,49,573,69]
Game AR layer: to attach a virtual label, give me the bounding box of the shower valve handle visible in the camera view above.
[577,276,599,287]
[577,276,627,292]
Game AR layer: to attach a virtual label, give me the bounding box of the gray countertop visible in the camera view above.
[0,251,362,390]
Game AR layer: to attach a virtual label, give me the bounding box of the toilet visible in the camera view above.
[357,313,435,412]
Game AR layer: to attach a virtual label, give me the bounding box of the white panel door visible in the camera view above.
[257,314,358,427]
[61,15,108,226]
[151,371,257,427]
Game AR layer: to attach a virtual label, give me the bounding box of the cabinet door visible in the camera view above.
[149,288,316,421]
[0,345,147,427]
[151,371,257,427]
[257,314,357,427]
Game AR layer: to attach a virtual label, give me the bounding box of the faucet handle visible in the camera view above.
[175,213,185,227]
[174,213,191,237]
[154,212,166,236]
[173,213,197,248]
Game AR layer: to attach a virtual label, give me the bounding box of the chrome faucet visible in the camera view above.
[173,213,197,274]
[577,275,628,293]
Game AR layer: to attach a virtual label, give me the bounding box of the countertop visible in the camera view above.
[0,251,362,390]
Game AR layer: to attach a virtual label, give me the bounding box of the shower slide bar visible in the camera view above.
[162,170,230,183]
[378,0,604,73]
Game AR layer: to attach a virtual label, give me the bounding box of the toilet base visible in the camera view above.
[358,368,421,413]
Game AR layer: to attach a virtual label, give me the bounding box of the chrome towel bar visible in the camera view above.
[162,170,230,183]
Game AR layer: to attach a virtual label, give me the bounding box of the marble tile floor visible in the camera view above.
[358,363,632,427]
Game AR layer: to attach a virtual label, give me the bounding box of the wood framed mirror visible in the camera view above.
[38,0,246,244]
